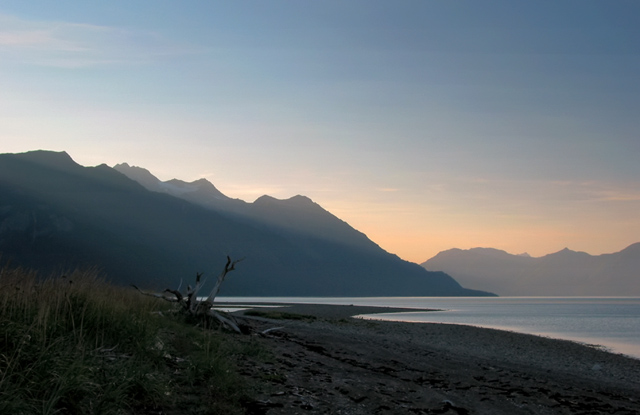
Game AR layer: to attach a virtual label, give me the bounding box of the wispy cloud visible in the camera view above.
[0,14,198,67]
[415,176,640,221]
[573,181,640,202]
[442,177,640,202]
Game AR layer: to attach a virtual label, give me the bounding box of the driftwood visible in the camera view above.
[132,256,245,333]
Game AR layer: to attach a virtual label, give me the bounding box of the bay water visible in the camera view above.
[218,296,640,359]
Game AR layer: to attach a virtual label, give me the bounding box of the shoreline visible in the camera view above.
[221,299,640,361]
[232,303,640,414]
[356,315,640,361]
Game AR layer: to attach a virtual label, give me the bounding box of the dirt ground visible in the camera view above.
[231,304,640,415]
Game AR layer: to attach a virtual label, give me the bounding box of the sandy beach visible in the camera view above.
[232,303,640,415]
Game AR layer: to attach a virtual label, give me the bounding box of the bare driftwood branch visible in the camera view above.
[186,272,205,313]
[206,256,245,304]
[132,257,245,334]
[261,326,285,335]
[163,288,183,303]
[130,284,180,302]
[207,308,242,334]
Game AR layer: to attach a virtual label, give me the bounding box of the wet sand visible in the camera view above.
[233,303,640,415]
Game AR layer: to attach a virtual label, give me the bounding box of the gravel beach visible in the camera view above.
[232,303,640,415]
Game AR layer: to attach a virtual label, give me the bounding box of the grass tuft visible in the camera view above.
[0,267,254,414]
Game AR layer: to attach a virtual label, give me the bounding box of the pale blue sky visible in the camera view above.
[1,1,639,261]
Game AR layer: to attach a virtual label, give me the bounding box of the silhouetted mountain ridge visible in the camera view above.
[114,163,382,253]
[1,150,494,296]
[421,245,640,296]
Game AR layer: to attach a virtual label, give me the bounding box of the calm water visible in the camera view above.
[218,296,640,359]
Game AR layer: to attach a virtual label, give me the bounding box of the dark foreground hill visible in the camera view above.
[0,150,492,296]
[421,245,640,296]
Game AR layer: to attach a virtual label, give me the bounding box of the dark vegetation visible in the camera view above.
[0,267,263,415]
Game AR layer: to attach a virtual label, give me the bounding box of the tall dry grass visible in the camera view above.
[0,267,250,415]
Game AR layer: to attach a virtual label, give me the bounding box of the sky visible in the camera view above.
[1,1,639,263]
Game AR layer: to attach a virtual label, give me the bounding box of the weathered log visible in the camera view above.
[206,256,244,304]
[132,257,245,334]
[130,284,180,302]
[207,308,243,334]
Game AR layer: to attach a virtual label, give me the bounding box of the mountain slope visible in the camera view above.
[113,163,382,253]
[1,150,493,296]
[114,163,234,207]
[421,245,640,296]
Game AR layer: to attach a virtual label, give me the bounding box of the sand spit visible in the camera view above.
[233,303,640,415]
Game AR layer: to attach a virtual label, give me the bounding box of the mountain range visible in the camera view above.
[112,162,380,252]
[0,150,493,297]
[421,245,640,296]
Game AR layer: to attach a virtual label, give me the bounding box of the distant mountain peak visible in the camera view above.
[193,178,212,185]
[253,194,274,203]
[289,194,312,202]
[13,150,78,170]
[469,247,509,254]
[431,247,514,261]
[285,194,316,207]
[113,163,155,177]
[422,242,640,296]
[23,149,71,158]
[621,242,640,254]
[543,247,591,259]
[254,194,312,204]
[113,163,162,191]
[253,194,321,213]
